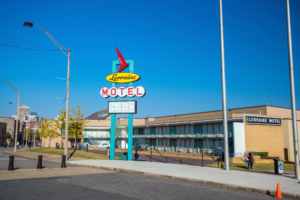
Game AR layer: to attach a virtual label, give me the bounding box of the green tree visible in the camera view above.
[6,132,12,140]
[54,108,72,136]
[48,118,60,147]
[38,119,59,147]
[69,104,89,148]
[179,158,183,165]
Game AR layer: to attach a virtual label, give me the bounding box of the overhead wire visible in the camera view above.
[0,38,54,49]
[0,33,58,50]
[0,43,62,51]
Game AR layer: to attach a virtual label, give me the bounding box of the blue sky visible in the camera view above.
[0,0,300,119]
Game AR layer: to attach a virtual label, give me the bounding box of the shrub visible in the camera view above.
[220,162,224,168]
[179,158,183,165]
[257,152,268,157]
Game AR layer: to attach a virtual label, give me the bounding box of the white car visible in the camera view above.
[101,143,110,149]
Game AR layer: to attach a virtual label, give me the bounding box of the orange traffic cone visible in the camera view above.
[274,183,283,199]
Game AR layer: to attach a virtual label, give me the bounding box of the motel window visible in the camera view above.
[159,127,162,135]
[208,124,213,134]
[189,125,193,135]
[176,126,180,135]
[180,126,184,135]
[146,128,150,135]
[220,124,224,134]
[214,124,220,134]
[163,127,167,135]
[138,128,144,135]
[185,126,189,135]
[202,125,208,134]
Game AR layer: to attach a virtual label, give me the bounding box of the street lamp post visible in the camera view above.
[24,22,71,156]
[219,0,230,170]
[1,78,20,153]
[286,0,300,179]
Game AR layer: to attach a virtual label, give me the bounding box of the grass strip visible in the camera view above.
[206,162,295,170]
[28,147,119,160]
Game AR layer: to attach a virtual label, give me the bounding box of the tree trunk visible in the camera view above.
[25,129,28,149]
[49,138,51,147]
[34,130,36,147]
[75,125,77,150]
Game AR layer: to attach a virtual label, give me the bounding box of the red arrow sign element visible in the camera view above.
[116,47,128,72]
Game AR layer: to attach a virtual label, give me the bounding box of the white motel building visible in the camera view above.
[48,105,300,162]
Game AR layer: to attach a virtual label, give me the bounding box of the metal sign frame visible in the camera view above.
[110,60,134,161]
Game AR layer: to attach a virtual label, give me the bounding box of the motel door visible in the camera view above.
[172,140,176,152]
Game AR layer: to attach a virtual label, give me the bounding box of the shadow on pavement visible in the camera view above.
[67,150,76,160]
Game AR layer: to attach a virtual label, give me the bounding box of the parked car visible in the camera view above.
[101,143,110,149]
[36,142,41,146]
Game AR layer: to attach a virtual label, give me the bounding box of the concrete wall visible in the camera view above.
[41,136,74,148]
[282,119,300,162]
[233,122,245,157]
[244,116,284,159]
[0,117,15,137]
[266,106,300,119]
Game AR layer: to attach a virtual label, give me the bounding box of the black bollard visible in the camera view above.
[37,155,43,169]
[8,156,14,170]
[61,155,66,168]
[86,144,88,152]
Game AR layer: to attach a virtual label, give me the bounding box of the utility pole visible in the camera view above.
[64,49,71,156]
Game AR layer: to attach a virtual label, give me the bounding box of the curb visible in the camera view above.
[4,151,300,199]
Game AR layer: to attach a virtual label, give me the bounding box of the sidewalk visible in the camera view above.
[5,149,88,163]
[67,159,300,199]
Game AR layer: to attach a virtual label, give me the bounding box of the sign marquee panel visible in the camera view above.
[108,101,137,114]
[100,86,145,98]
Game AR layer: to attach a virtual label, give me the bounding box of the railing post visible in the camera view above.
[8,156,14,170]
[150,148,152,162]
[202,150,204,167]
[37,155,43,169]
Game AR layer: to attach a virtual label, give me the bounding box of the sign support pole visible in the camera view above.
[127,60,134,161]
[110,61,118,160]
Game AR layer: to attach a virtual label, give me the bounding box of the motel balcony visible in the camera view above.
[185,134,194,138]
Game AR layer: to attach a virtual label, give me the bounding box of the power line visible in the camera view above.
[0,38,52,49]
[0,33,57,49]
[0,43,62,51]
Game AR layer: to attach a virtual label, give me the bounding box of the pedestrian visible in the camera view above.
[107,146,110,156]
[248,153,255,170]
[17,141,19,149]
[134,150,139,160]
[81,144,84,151]
[29,141,31,149]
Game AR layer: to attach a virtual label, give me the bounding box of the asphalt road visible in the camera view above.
[0,147,293,200]
[0,146,61,170]
[0,171,291,200]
